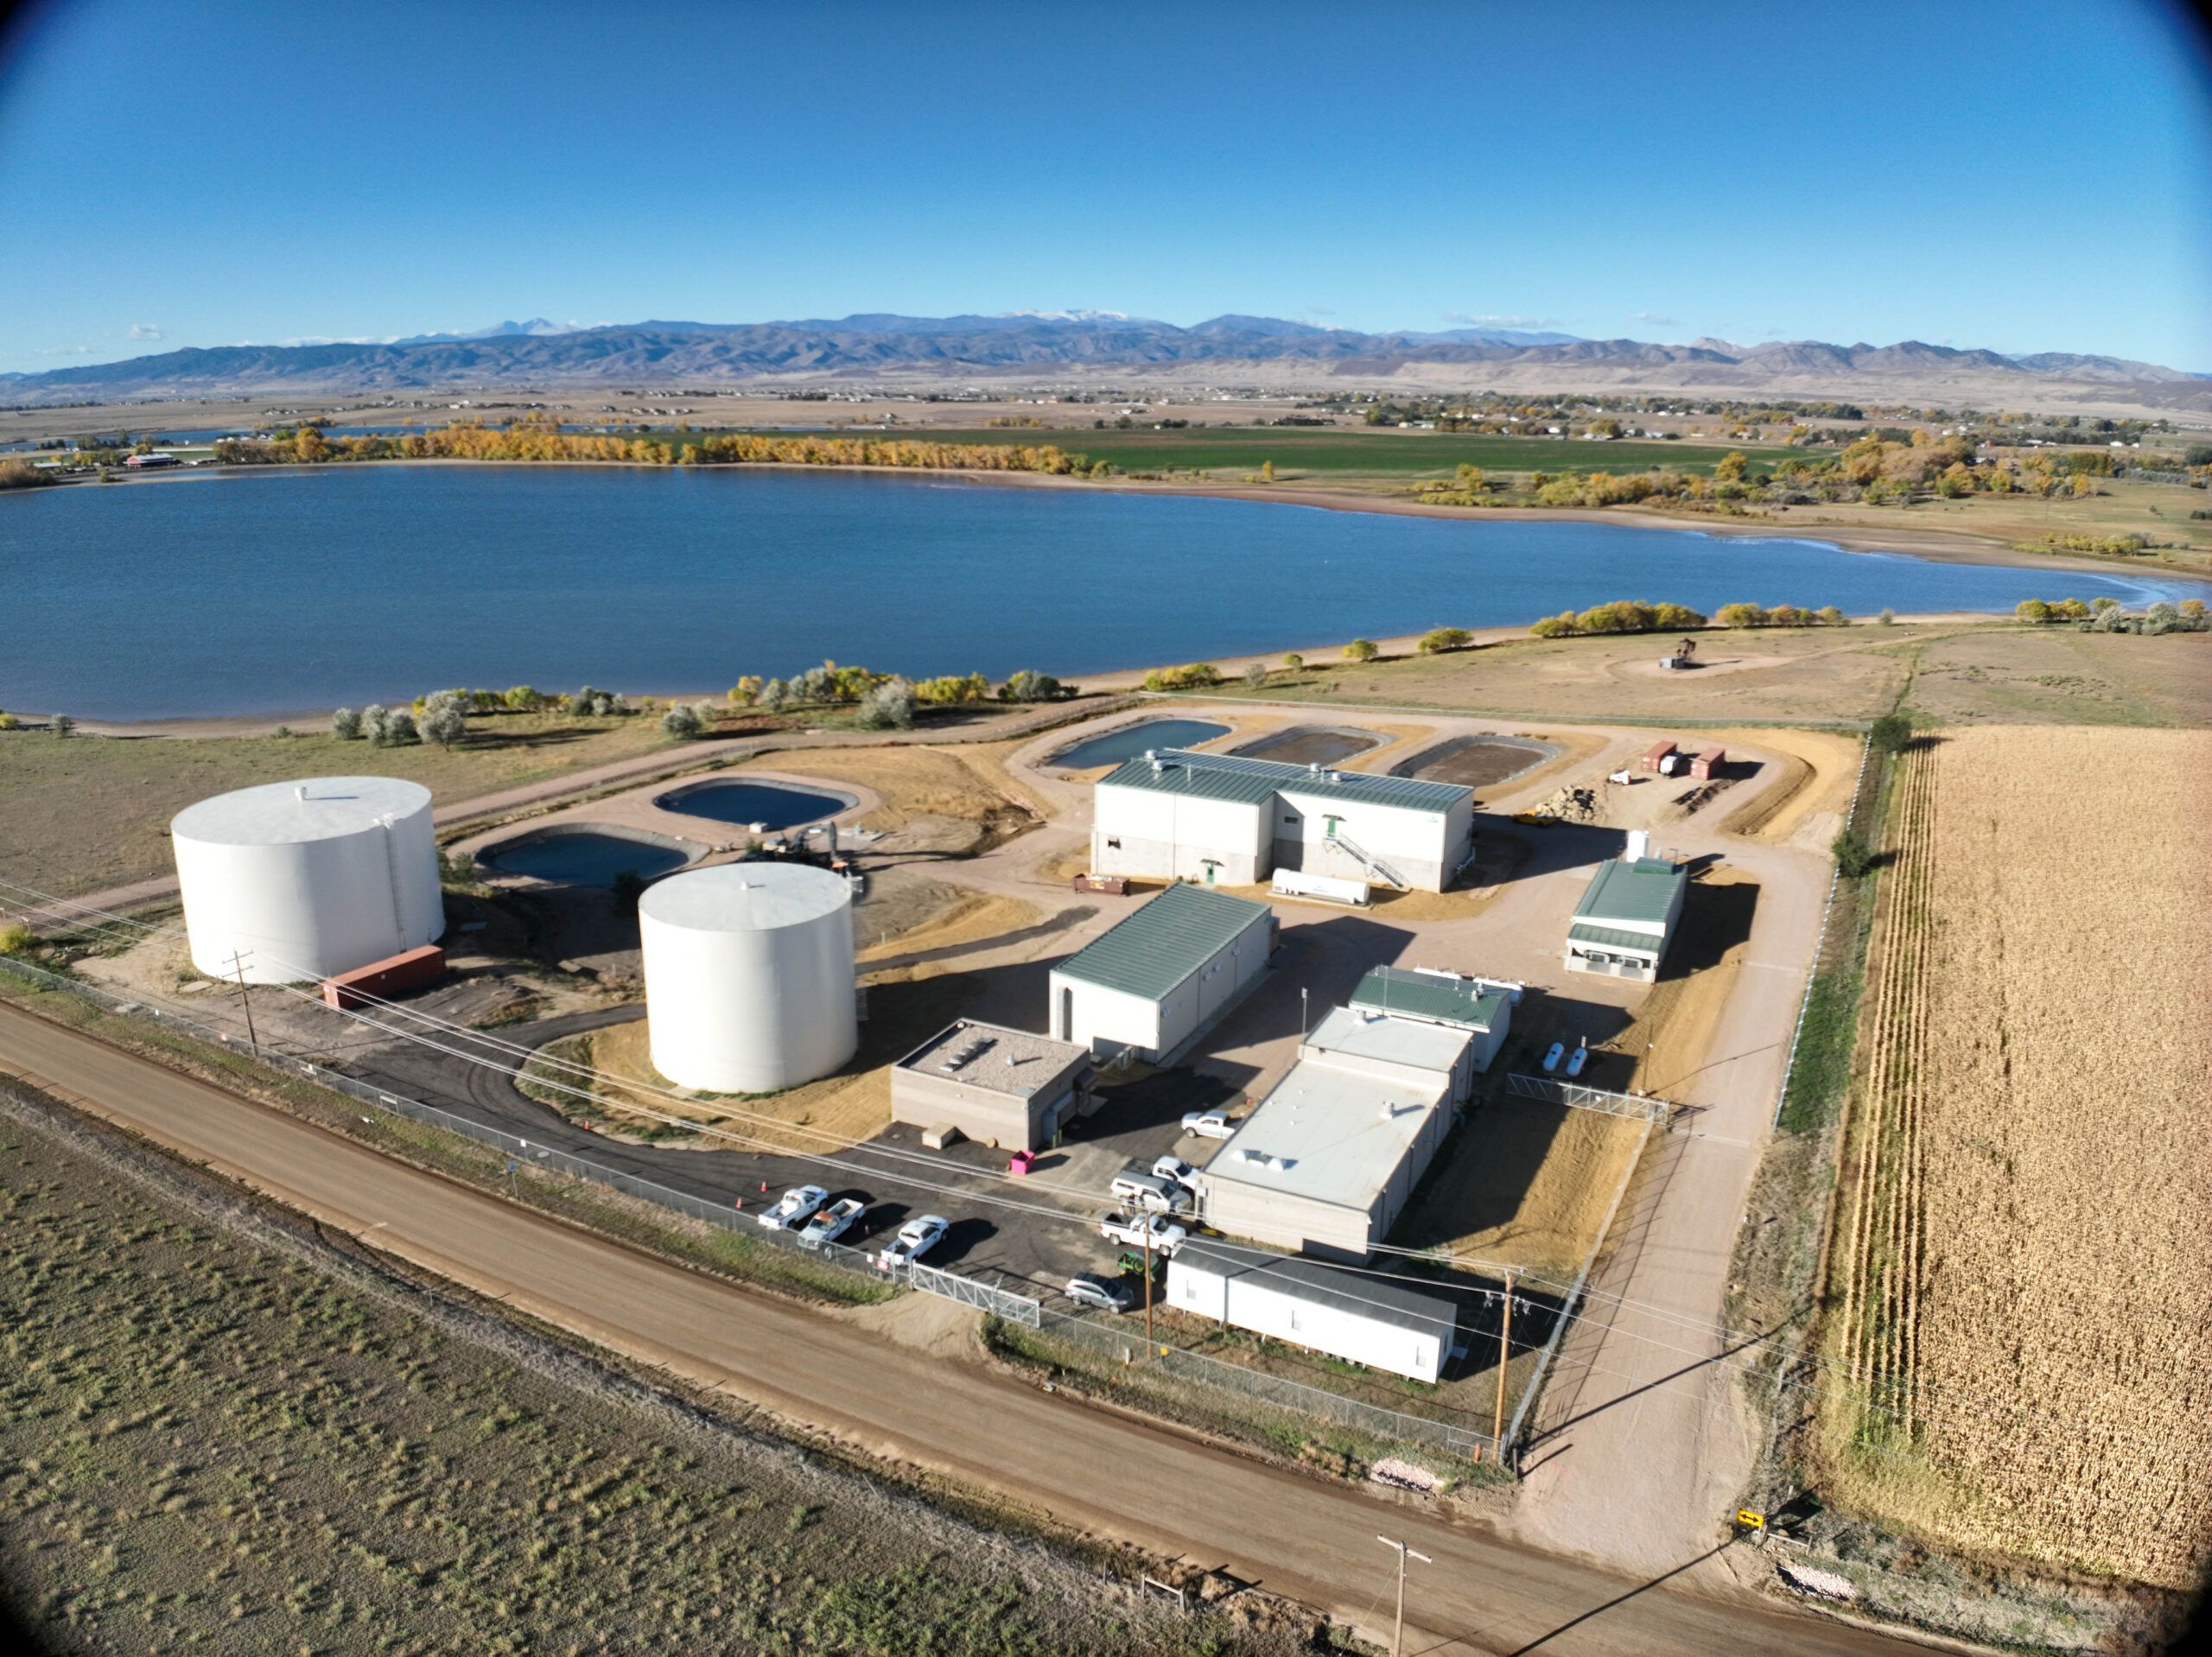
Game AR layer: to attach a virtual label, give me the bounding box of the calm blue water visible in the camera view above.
[480,829,694,886]
[1049,718,1232,767]
[656,779,853,829]
[2,465,2197,720]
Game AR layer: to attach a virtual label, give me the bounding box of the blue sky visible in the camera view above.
[2,0,2207,375]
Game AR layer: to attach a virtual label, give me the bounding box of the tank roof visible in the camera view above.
[638,860,851,932]
[170,776,432,845]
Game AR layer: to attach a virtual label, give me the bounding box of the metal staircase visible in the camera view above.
[1323,819,1408,890]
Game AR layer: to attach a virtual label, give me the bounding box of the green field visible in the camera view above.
[674,425,1811,479]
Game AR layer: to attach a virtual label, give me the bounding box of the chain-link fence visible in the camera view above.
[0,954,1005,1306]
[1034,1306,1498,1463]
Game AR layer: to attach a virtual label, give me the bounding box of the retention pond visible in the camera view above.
[1395,736,1559,790]
[1048,717,1231,768]
[479,824,702,887]
[654,778,855,830]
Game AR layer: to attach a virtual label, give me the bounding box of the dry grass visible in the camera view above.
[1399,1102,1649,1279]
[0,717,685,898]
[0,1100,1271,1656]
[741,740,1043,832]
[1819,727,2212,1587]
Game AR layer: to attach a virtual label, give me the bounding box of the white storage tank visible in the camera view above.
[170,777,443,984]
[639,862,857,1093]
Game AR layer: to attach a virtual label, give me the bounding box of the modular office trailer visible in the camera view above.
[1166,1239,1458,1383]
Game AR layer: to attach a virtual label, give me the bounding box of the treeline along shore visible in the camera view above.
[212,418,1089,474]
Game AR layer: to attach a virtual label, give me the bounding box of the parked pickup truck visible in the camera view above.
[1097,1210,1188,1256]
[1109,1162,1192,1215]
[798,1197,866,1249]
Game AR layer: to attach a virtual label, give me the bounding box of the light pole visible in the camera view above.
[1376,1534,1431,1657]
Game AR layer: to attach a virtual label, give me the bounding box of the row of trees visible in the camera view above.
[213,418,1085,476]
[2018,596,2208,634]
[1529,599,1847,638]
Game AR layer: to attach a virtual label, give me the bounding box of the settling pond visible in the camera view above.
[1048,717,1232,768]
[480,825,700,887]
[5,464,2199,719]
[655,778,854,830]
[1232,726,1383,766]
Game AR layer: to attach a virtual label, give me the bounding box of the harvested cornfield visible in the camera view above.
[1820,726,2212,1586]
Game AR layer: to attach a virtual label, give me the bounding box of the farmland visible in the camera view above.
[1816,726,2212,1586]
[0,1092,1293,1656]
[677,425,1809,479]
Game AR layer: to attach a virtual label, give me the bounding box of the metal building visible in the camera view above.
[1166,1238,1459,1384]
[891,1019,1094,1151]
[639,862,857,1093]
[1088,748,1474,892]
[170,776,443,984]
[1047,882,1274,1063]
[1348,965,1515,1073]
[1198,1010,1467,1261]
[1564,855,1688,983]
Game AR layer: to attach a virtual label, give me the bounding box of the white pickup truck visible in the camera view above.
[1097,1210,1188,1256]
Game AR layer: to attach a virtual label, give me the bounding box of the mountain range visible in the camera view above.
[4,313,2203,412]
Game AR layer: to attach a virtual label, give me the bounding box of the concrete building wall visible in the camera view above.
[1090,785,1270,885]
[1167,1256,1448,1383]
[1467,1004,1510,1073]
[1049,975,1162,1054]
[888,1066,1082,1151]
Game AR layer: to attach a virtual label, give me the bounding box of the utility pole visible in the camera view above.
[1375,1534,1431,1657]
[1493,1269,1513,1452]
[226,950,260,1057]
[1142,1224,1154,1349]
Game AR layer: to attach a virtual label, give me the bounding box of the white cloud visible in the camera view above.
[127,322,163,340]
[1445,311,1557,328]
[33,343,95,357]
[1630,310,1679,327]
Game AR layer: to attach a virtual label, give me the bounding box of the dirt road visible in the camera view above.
[0,1000,1930,1656]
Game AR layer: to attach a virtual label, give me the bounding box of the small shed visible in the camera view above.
[1639,740,1677,773]
[1166,1239,1458,1383]
[1688,747,1726,780]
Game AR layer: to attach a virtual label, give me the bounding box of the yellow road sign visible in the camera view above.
[1735,1509,1766,1530]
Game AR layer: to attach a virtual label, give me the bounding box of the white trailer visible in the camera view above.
[1166,1239,1457,1383]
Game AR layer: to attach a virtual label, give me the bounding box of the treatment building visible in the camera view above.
[1563,853,1689,984]
[1198,1001,1474,1261]
[1087,748,1475,892]
[1048,882,1274,1063]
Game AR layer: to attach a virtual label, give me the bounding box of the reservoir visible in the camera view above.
[2,465,2195,720]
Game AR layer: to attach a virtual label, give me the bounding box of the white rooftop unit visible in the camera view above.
[639,862,856,1094]
[170,776,442,984]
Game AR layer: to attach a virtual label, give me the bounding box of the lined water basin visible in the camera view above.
[478,823,702,886]
[654,778,855,830]
[1230,725,1383,767]
[1047,717,1231,768]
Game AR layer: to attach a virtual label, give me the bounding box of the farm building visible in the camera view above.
[1564,855,1688,983]
[1048,882,1275,1062]
[1166,1239,1459,1384]
[1347,965,1514,1073]
[1198,1010,1465,1260]
[891,1019,1095,1152]
[1088,748,1474,892]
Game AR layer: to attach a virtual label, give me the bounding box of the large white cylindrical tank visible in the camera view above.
[639,862,856,1093]
[170,777,444,984]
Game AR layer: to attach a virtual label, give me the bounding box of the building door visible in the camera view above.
[1058,986,1074,1041]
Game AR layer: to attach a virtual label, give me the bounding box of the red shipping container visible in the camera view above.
[1689,747,1726,780]
[1640,740,1677,772]
[323,943,446,1010]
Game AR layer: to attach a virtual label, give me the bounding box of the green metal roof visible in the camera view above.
[1567,921,1663,955]
[1348,966,1508,1032]
[1572,857,1687,927]
[1096,748,1470,815]
[1052,882,1273,1000]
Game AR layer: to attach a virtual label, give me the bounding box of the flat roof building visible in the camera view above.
[891,1019,1094,1152]
[1089,747,1474,892]
[1564,856,1689,984]
[1166,1239,1459,1384]
[1199,1008,1466,1261]
[1347,965,1514,1073]
[1048,881,1275,1063]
